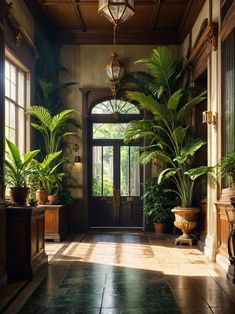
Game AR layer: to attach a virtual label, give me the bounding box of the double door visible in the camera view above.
[90,141,143,227]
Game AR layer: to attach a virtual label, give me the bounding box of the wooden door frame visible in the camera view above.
[81,87,150,230]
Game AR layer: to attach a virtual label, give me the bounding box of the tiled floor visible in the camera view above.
[2,231,235,313]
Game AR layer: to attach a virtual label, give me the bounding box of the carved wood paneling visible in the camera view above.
[199,199,207,243]
[188,23,218,81]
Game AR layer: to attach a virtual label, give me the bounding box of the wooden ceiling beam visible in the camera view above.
[150,0,161,30]
[73,0,86,32]
[56,29,179,45]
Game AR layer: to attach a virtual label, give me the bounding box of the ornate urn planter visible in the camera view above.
[171,207,200,245]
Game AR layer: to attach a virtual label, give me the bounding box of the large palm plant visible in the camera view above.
[26,106,80,155]
[124,47,210,208]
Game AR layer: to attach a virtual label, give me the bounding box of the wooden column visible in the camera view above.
[0,0,6,288]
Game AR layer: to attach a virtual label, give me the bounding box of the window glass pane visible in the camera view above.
[120,146,129,196]
[18,71,25,108]
[18,108,25,153]
[10,82,16,101]
[93,123,127,139]
[92,146,102,196]
[5,78,10,98]
[9,102,15,127]
[92,99,140,114]
[10,64,16,84]
[9,127,16,143]
[5,126,10,142]
[5,60,10,79]
[130,146,140,196]
[5,99,10,127]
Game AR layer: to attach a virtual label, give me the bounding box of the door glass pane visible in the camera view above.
[92,146,102,196]
[130,147,140,196]
[103,146,113,196]
[18,108,25,153]
[92,146,113,196]
[120,146,129,196]
[120,146,140,196]
[93,123,127,139]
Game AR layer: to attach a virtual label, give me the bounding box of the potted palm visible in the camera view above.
[5,139,39,206]
[124,47,211,244]
[26,105,80,155]
[143,177,175,233]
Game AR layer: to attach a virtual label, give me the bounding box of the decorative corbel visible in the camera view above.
[16,32,22,47]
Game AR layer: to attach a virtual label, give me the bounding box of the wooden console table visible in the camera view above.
[6,206,48,278]
[43,205,68,242]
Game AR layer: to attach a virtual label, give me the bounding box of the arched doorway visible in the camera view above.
[88,97,143,228]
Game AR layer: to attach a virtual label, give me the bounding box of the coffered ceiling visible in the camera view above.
[24,0,206,44]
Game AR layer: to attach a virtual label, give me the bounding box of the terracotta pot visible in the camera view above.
[171,207,200,245]
[10,187,29,206]
[154,222,166,234]
[48,194,59,205]
[36,189,48,205]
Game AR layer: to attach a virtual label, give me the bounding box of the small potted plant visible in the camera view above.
[30,151,64,204]
[5,139,39,206]
[143,177,175,233]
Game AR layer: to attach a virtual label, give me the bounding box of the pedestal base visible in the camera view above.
[227,264,235,284]
[175,236,196,246]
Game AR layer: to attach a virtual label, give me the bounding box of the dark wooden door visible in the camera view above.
[88,98,143,228]
[90,141,143,227]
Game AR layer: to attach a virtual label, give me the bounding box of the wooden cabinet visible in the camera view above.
[44,205,68,242]
[6,206,48,278]
[0,200,6,287]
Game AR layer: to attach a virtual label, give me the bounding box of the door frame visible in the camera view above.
[81,87,151,231]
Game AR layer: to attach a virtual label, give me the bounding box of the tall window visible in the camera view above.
[5,57,30,153]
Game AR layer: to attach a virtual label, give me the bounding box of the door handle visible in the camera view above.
[127,196,133,203]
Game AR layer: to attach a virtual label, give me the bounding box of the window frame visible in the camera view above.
[5,49,31,153]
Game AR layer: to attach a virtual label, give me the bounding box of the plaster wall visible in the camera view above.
[60,44,179,198]
[192,0,209,47]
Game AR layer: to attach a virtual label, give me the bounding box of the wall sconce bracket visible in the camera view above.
[202,111,216,124]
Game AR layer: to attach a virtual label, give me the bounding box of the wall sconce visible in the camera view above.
[202,111,216,124]
[73,144,81,165]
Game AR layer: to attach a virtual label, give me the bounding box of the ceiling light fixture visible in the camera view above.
[98,0,135,98]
